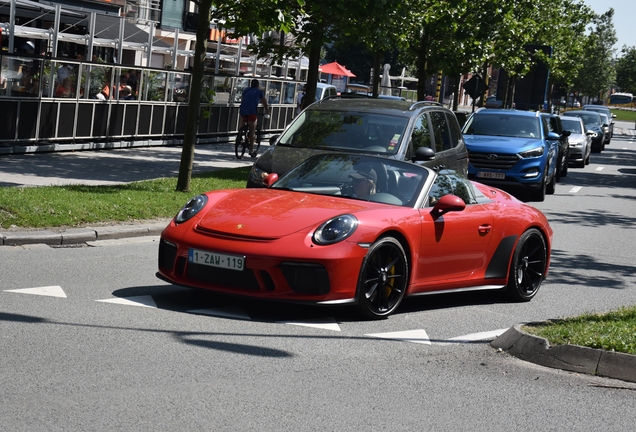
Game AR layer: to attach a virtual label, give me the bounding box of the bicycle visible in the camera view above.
[235,113,269,159]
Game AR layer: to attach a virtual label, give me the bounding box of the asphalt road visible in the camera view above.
[1,123,636,430]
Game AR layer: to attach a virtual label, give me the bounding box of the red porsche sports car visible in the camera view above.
[158,153,552,319]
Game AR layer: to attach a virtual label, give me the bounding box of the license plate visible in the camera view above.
[188,249,245,271]
[477,172,505,180]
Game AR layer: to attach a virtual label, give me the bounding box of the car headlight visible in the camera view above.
[249,165,269,185]
[519,146,544,158]
[175,194,208,224]
[313,215,358,245]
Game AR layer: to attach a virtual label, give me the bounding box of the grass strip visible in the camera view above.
[611,108,636,122]
[0,166,251,229]
[523,305,636,355]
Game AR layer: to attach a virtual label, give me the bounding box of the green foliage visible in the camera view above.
[616,46,636,94]
[573,9,617,100]
[524,305,636,355]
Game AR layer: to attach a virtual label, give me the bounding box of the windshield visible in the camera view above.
[463,114,541,138]
[277,110,409,155]
[560,118,583,134]
[273,154,429,207]
[564,112,600,126]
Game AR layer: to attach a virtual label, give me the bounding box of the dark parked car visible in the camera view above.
[583,104,615,140]
[247,98,468,187]
[462,109,560,202]
[561,110,606,152]
[541,113,570,181]
[485,95,504,108]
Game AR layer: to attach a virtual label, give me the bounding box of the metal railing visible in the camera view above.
[0,54,300,145]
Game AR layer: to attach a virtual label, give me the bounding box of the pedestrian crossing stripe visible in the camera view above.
[96,295,157,308]
[279,317,341,332]
[4,286,67,298]
[366,329,431,344]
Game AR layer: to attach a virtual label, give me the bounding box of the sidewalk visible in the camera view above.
[0,141,253,245]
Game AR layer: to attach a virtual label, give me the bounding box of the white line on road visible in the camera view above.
[569,186,582,193]
[596,167,604,171]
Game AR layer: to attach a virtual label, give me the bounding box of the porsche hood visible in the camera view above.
[196,189,369,238]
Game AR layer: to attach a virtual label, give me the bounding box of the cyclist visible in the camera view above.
[239,79,270,157]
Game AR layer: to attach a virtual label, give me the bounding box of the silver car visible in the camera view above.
[560,116,591,168]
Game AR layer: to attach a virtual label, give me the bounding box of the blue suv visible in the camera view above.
[462,109,559,201]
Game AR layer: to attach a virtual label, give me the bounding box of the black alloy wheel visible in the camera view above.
[505,229,547,302]
[357,237,409,319]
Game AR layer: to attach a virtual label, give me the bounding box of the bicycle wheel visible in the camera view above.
[251,126,261,158]
[235,127,247,159]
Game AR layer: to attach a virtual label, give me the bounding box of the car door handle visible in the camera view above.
[478,224,492,234]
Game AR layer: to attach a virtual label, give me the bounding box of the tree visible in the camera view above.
[573,9,617,102]
[616,46,636,94]
[176,0,297,192]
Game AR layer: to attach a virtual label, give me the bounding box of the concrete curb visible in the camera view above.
[492,323,636,383]
[0,220,170,246]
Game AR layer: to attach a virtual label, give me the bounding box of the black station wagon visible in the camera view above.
[247,98,468,187]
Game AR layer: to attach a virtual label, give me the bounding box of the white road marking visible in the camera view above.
[4,285,67,298]
[569,186,582,193]
[96,295,157,308]
[280,317,341,331]
[439,328,509,344]
[366,329,431,345]
[187,307,251,320]
[596,167,604,171]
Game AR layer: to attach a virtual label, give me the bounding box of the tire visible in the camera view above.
[555,151,562,182]
[505,228,547,302]
[546,171,556,195]
[530,174,546,202]
[251,127,261,158]
[561,156,568,177]
[356,237,409,319]
[585,151,590,165]
[235,127,247,159]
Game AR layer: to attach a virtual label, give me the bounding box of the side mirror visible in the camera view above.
[269,134,280,146]
[431,194,466,219]
[547,131,560,140]
[263,173,279,187]
[413,146,436,162]
[612,114,617,119]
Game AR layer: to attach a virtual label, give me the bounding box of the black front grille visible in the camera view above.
[158,239,177,272]
[280,262,330,295]
[469,151,520,170]
[186,263,260,291]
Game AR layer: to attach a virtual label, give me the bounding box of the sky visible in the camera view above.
[584,0,636,51]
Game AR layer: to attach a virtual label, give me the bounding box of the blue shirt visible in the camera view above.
[240,87,264,116]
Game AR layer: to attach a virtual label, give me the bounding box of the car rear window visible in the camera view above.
[278,110,409,155]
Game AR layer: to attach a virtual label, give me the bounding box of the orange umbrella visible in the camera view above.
[319,62,356,77]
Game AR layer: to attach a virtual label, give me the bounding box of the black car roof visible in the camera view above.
[312,97,449,116]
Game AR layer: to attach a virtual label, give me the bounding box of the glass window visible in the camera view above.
[143,70,167,101]
[1,56,42,97]
[267,81,282,105]
[427,171,478,207]
[169,72,189,102]
[282,82,296,104]
[411,114,432,153]
[429,111,454,152]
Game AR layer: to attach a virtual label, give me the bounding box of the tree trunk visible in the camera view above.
[372,52,381,97]
[176,0,212,192]
[303,44,321,109]
[415,32,429,101]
